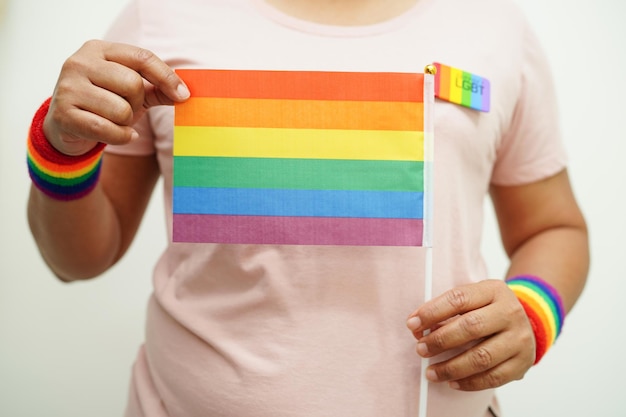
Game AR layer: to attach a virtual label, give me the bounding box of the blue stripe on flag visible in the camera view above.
[173,187,424,219]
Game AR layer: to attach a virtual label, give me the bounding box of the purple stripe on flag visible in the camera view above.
[173,214,423,246]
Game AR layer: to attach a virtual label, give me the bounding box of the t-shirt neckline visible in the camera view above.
[249,0,426,37]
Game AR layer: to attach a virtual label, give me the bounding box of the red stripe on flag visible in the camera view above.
[176,69,424,102]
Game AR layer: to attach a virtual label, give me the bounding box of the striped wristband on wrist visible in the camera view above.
[26,98,106,201]
[506,275,565,364]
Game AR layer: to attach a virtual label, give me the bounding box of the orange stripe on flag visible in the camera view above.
[175,98,424,131]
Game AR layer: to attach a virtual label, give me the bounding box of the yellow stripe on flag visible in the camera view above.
[174,126,424,161]
[449,66,463,104]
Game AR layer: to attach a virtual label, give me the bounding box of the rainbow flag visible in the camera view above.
[172,69,433,246]
[433,62,490,112]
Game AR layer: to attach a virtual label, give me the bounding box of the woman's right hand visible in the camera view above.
[43,40,190,156]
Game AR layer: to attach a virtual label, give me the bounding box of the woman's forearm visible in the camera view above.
[27,184,122,282]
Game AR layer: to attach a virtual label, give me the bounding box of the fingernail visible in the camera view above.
[406,316,421,330]
[448,381,460,390]
[417,342,429,357]
[177,83,190,100]
[426,369,438,382]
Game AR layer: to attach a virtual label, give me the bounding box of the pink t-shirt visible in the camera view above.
[104,0,567,416]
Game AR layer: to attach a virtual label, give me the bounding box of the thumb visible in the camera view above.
[143,79,190,109]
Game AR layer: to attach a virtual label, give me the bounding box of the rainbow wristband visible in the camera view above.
[26,98,106,201]
[506,275,565,364]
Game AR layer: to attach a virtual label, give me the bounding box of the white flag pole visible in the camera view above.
[418,65,437,417]
[418,247,433,417]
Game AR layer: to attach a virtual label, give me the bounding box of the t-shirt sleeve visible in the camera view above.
[102,0,157,157]
[490,20,568,186]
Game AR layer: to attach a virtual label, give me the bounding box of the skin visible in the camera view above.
[29,40,189,280]
[406,171,588,391]
[28,0,589,396]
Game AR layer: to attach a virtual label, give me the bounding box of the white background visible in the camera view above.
[0,0,624,415]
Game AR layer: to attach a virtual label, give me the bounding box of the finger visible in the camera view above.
[416,304,505,357]
[56,55,143,127]
[425,333,516,384]
[49,79,138,145]
[52,105,137,147]
[82,59,177,119]
[84,60,147,120]
[99,41,190,103]
[408,281,499,332]
[446,353,531,391]
[407,320,447,340]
